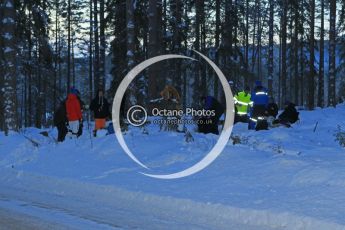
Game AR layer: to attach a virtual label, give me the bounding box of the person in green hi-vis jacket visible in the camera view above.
[234,86,252,124]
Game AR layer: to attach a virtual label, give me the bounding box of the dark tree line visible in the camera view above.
[0,0,344,134]
[108,0,343,109]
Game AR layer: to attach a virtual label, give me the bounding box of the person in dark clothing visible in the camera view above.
[267,97,279,118]
[198,96,224,135]
[249,81,269,131]
[90,89,110,137]
[120,95,125,120]
[266,97,279,128]
[76,90,85,137]
[276,102,299,126]
[54,101,68,142]
[119,94,128,131]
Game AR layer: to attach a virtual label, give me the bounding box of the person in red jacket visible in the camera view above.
[65,87,82,136]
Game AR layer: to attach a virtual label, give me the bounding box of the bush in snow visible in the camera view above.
[338,79,345,103]
[230,135,248,145]
[334,125,345,148]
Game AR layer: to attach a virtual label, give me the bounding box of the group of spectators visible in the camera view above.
[53,87,110,142]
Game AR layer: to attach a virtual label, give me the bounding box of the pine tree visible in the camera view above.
[1,0,18,134]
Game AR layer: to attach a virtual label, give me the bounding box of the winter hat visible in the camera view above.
[255,80,262,87]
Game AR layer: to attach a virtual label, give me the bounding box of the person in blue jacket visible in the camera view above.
[249,81,269,130]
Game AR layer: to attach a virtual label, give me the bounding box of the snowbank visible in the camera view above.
[0,104,345,229]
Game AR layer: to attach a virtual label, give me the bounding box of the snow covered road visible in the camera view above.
[1,168,345,230]
[0,169,272,230]
[0,206,71,230]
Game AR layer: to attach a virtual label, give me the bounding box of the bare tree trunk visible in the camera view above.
[281,0,287,106]
[328,0,336,107]
[94,0,100,91]
[317,0,325,108]
[0,0,4,131]
[36,41,42,128]
[278,32,282,105]
[308,0,315,110]
[148,0,159,99]
[300,41,305,106]
[54,0,59,112]
[89,0,93,102]
[99,0,106,90]
[58,28,62,101]
[182,5,188,108]
[28,11,33,127]
[268,0,274,95]
[245,0,249,86]
[162,0,167,49]
[293,1,299,104]
[67,0,71,93]
[224,0,233,79]
[193,0,202,106]
[200,1,206,96]
[172,0,183,94]
[23,64,27,127]
[234,0,238,65]
[126,0,136,104]
[72,37,76,86]
[251,0,257,74]
[256,0,262,81]
[288,4,293,100]
[299,0,305,106]
[214,0,220,98]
